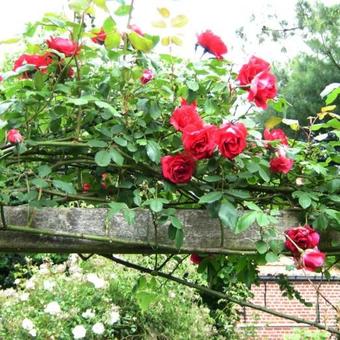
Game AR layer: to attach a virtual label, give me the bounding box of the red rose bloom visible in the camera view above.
[161,153,195,184]
[190,253,202,265]
[197,30,227,60]
[270,155,293,174]
[7,129,23,144]
[182,125,217,160]
[91,28,106,45]
[140,69,154,85]
[216,122,247,159]
[300,248,326,272]
[128,24,144,36]
[82,183,91,192]
[170,100,203,132]
[47,37,80,57]
[13,53,52,78]
[263,128,288,146]
[248,71,277,109]
[285,225,320,255]
[237,56,270,85]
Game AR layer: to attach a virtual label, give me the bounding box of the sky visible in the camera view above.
[0,0,338,65]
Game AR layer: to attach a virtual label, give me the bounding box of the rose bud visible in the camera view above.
[196,30,227,60]
[47,37,80,57]
[128,24,144,36]
[161,153,195,184]
[299,248,326,272]
[285,225,320,255]
[140,69,154,85]
[190,253,203,265]
[82,183,91,192]
[7,129,23,144]
[170,99,203,132]
[91,28,106,45]
[263,128,288,146]
[215,122,247,160]
[269,155,294,174]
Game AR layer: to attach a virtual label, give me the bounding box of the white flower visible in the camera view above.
[29,328,37,337]
[169,291,176,298]
[39,263,50,275]
[54,263,66,273]
[82,309,95,319]
[107,310,120,325]
[14,278,21,285]
[72,325,86,339]
[92,322,105,335]
[86,273,106,289]
[20,292,30,301]
[43,280,56,291]
[22,318,34,331]
[44,301,61,315]
[25,278,35,290]
[3,288,17,297]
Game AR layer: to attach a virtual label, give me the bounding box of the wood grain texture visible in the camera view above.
[0,207,338,254]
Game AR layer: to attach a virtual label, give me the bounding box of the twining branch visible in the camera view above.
[103,255,340,336]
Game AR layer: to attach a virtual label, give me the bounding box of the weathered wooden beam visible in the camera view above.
[0,207,339,254]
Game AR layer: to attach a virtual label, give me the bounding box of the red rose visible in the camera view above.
[216,122,247,159]
[82,183,91,192]
[161,153,195,184]
[7,129,23,144]
[13,53,52,78]
[248,71,277,109]
[170,100,203,132]
[190,253,202,265]
[197,30,227,60]
[128,24,144,36]
[237,56,270,85]
[182,125,217,160]
[285,225,320,254]
[299,248,326,272]
[91,28,106,45]
[0,75,3,82]
[270,155,293,174]
[47,37,80,57]
[140,69,154,85]
[263,128,288,146]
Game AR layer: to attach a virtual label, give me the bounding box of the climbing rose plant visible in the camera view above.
[0,0,339,284]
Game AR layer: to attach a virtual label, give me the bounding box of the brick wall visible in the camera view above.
[237,280,340,339]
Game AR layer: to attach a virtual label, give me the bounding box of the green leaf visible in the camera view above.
[199,191,223,204]
[235,211,257,234]
[170,216,183,229]
[69,0,90,12]
[265,252,279,263]
[136,291,158,311]
[95,150,111,167]
[298,194,312,209]
[113,136,127,147]
[31,178,48,189]
[38,165,52,178]
[52,180,76,195]
[256,213,271,227]
[171,15,189,28]
[128,32,153,52]
[175,228,184,248]
[68,97,89,106]
[110,149,124,166]
[158,7,170,18]
[93,0,108,11]
[218,201,238,230]
[115,4,131,16]
[224,189,250,199]
[103,17,116,32]
[149,199,163,213]
[146,140,161,164]
[105,32,121,49]
[123,208,135,225]
[244,201,262,212]
[87,140,108,148]
[259,167,270,182]
[186,80,199,91]
[256,240,269,254]
[108,202,127,215]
